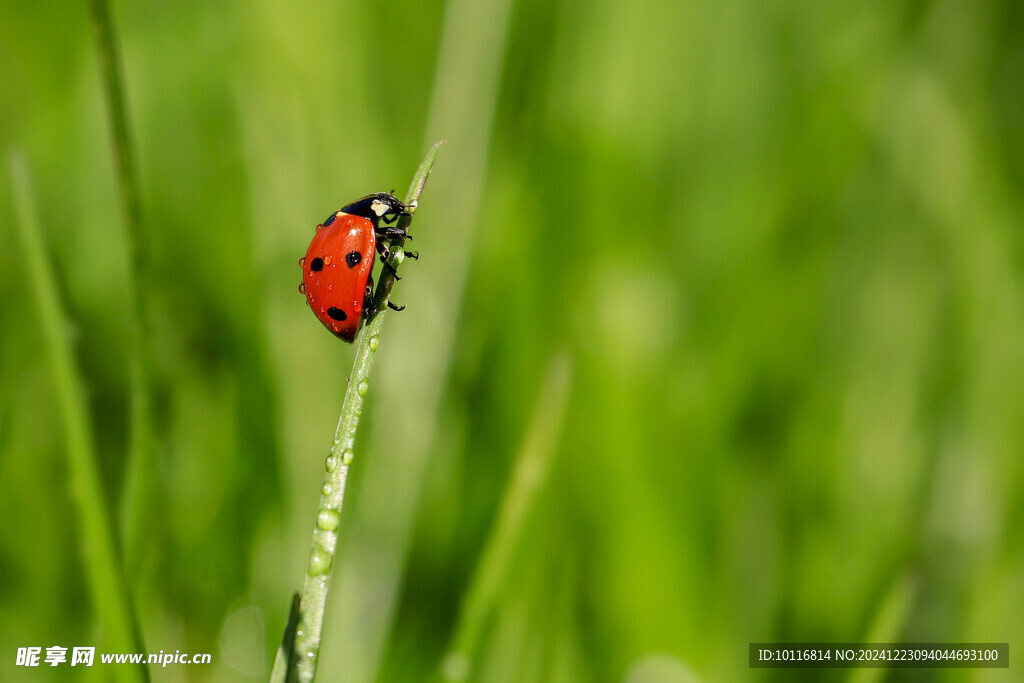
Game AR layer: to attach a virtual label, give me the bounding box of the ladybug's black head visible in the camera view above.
[341,192,407,226]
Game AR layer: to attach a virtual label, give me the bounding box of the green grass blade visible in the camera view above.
[10,152,148,682]
[847,571,918,683]
[326,0,516,678]
[441,354,573,682]
[269,144,443,683]
[88,0,154,573]
[269,593,301,683]
[370,139,447,313]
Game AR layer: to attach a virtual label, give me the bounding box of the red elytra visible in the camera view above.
[301,213,376,341]
[299,193,409,342]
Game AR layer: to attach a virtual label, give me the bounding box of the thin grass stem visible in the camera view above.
[328,0,516,677]
[270,142,444,683]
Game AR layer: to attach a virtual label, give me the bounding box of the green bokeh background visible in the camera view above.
[2,0,1023,681]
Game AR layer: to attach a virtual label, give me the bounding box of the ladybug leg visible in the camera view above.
[379,206,411,226]
[382,241,419,260]
[376,225,410,242]
[376,243,402,280]
[362,301,404,317]
[362,277,379,320]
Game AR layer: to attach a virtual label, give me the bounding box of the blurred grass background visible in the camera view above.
[2,0,1023,681]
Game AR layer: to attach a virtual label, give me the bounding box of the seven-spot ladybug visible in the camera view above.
[298,192,417,341]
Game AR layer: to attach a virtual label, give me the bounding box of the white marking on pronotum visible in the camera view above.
[370,199,388,217]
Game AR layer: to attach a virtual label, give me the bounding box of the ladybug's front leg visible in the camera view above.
[379,211,409,226]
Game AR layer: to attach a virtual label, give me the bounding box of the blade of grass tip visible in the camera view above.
[269,144,444,683]
[370,139,446,314]
[88,0,154,574]
[9,152,148,682]
[440,354,573,683]
[327,0,515,678]
[847,571,918,683]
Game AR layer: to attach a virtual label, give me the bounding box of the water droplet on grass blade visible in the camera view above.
[316,509,340,531]
[307,544,332,575]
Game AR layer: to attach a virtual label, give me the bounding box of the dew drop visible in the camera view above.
[298,257,307,268]
[369,335,379,352]
[298,282,306,294]
[341,448,354,465]
[327,284,333,291]
[321,483,333,496]
[325,455,337,473]
[316,508,340,531]
[306,544,333,575]
[357,380,369,397]
[323,255,333,266]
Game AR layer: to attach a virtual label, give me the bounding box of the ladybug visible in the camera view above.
[299,192,417,341]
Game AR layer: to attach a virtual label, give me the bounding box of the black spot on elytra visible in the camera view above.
[346,251,362,268]
[310,257,324,271]
[327,307,347,321]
